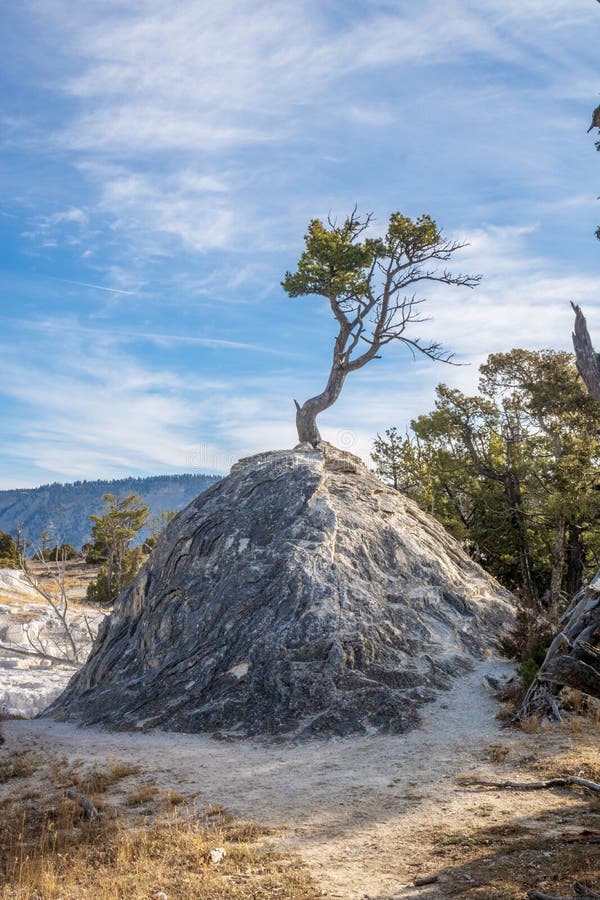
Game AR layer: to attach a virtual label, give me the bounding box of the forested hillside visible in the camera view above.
[0,473,220,550]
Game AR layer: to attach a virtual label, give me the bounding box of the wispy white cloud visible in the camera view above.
[44,207,87,226]
[20,0,593,258]
[345,105,395,127]
[2,0,598,487]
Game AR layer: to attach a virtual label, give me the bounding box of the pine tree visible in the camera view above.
[86,493,149,604]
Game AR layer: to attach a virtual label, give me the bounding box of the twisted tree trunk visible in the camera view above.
[294,362,347,445]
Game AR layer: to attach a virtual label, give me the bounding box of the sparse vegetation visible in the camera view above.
[1,544,100,666]
[124,783,158,807]
[0,752,317,900]
[142,508,177,554]
[67,760,142,795]
[413,723,600,897]
[38,543,80,562]
[0,474,219,552]
[0,751,40,784]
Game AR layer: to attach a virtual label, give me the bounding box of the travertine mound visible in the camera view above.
[46,444,514,736]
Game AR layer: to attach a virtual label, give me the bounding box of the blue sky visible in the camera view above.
[1,0,598,488]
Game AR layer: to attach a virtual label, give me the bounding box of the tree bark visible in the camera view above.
[566,523,585,597]
[572,303,600,400]
[462,423,538,602]
[294,361,347,445]
[503,470,539,604]
[516,584,600,719]
[548,514,567,617]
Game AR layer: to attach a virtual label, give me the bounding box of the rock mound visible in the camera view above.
[46,444,514,736]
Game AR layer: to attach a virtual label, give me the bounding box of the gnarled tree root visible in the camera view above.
[514,588,600,722]
[527,883,600,900]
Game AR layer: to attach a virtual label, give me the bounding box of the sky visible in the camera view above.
[0,0,599,489]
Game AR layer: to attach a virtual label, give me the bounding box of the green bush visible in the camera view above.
[517,658,540,691]
[0,530,18,568]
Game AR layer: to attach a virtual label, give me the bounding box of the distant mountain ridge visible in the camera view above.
[0,473,221,550]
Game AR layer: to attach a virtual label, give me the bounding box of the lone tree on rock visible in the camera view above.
[282,209,480,445]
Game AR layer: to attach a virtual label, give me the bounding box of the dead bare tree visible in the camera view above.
[0,544,98,666]
[282,209,480,445]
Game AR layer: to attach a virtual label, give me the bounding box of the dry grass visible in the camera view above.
[0,754,318,900]
[125,783,158,806]
[531,720,600,784]
[163,789,187,808]
[0,752,40,785]
[485,742,511,763]
[26,559,101,605]
[68,760,142,795]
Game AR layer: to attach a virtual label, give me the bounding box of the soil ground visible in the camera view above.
[2,657,600,899]
[26,558,100,604]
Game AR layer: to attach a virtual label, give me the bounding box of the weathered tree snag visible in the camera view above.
[515,305,600,720]
[571,303,600,400]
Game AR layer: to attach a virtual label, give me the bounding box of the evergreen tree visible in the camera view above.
[0,529,18,568]
[371,427,405,491]
[86,493,149,604]
[375,350,600,609]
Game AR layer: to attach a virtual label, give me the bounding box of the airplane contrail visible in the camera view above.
[49,276,136,295]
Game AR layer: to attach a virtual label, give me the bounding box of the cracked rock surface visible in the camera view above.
[46,444,514,737]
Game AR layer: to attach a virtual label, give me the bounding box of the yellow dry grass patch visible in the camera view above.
[0,751,40,785]
[0,754,318,900]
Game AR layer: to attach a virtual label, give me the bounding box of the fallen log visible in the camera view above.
[527,884,600,900]
[462,776,600,794]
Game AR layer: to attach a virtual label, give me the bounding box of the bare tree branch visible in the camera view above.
[0,642,80,667]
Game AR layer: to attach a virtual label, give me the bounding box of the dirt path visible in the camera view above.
[4,658,587,899]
